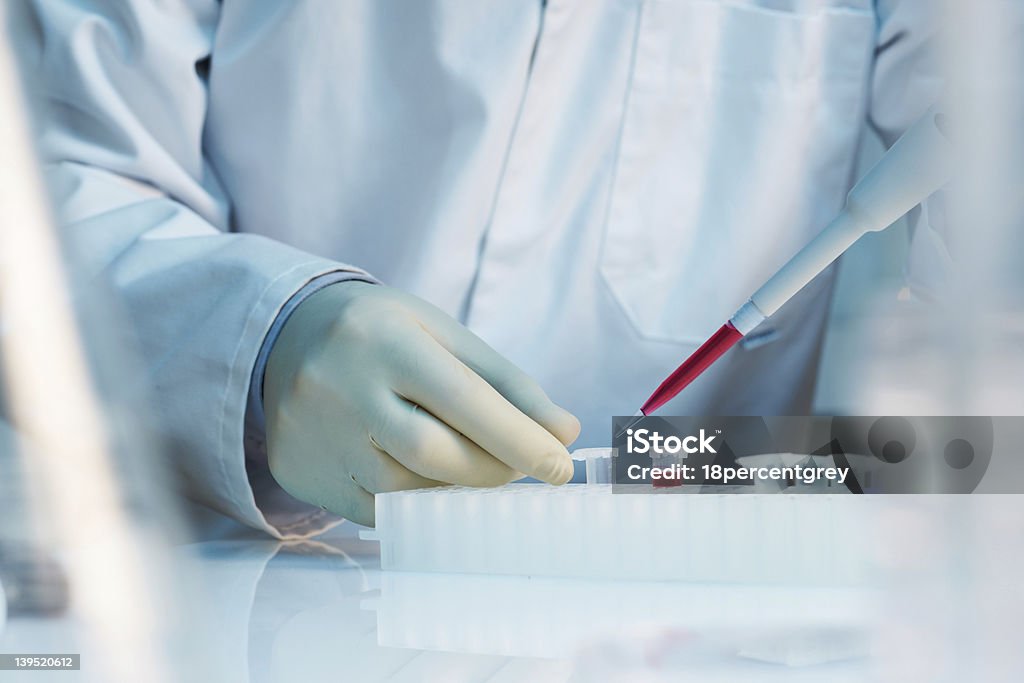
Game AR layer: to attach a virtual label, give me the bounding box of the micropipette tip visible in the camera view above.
[613,320,746,440]
[614,409,646,439]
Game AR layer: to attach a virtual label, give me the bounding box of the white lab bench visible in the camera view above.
[0,521,880,683]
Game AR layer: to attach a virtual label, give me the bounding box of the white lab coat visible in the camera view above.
[15,0,943,536]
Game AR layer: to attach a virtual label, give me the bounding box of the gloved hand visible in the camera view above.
[264,282,580,526]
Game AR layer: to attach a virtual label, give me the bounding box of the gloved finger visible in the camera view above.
[388,328,574,485]
[371,396,521,487]
[320,477,377,527]
[398,294,581,446]
[350,438,444,495]
[268,424,378,526]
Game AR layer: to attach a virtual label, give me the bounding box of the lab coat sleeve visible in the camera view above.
[868,0,950,298]
[17,0,363,538]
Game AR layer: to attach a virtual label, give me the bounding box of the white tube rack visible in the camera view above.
[360,484,871,585]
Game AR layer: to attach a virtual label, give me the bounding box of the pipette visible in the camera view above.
[620,111,953,431]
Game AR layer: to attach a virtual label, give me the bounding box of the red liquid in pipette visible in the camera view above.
[640,322,743,415]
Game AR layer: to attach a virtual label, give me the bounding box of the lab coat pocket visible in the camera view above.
[600,0,874,344]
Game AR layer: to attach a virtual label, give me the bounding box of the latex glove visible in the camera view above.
[264,282,580,526]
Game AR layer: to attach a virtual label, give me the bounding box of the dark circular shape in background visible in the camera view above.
[944,438,976,470]
[882,441,907,463]
[868,417,916,463]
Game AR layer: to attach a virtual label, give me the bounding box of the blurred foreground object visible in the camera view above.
[0,7,192,682]
[867,1,1024,681]
[844,0,1024,417]
[0,541,69,616]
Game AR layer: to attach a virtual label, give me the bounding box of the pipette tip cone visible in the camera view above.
[613,410,646,439]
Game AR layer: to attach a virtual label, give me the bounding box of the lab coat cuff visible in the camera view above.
[239,267,378,539]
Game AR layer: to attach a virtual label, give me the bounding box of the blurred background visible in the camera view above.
[1,1,1021,681]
